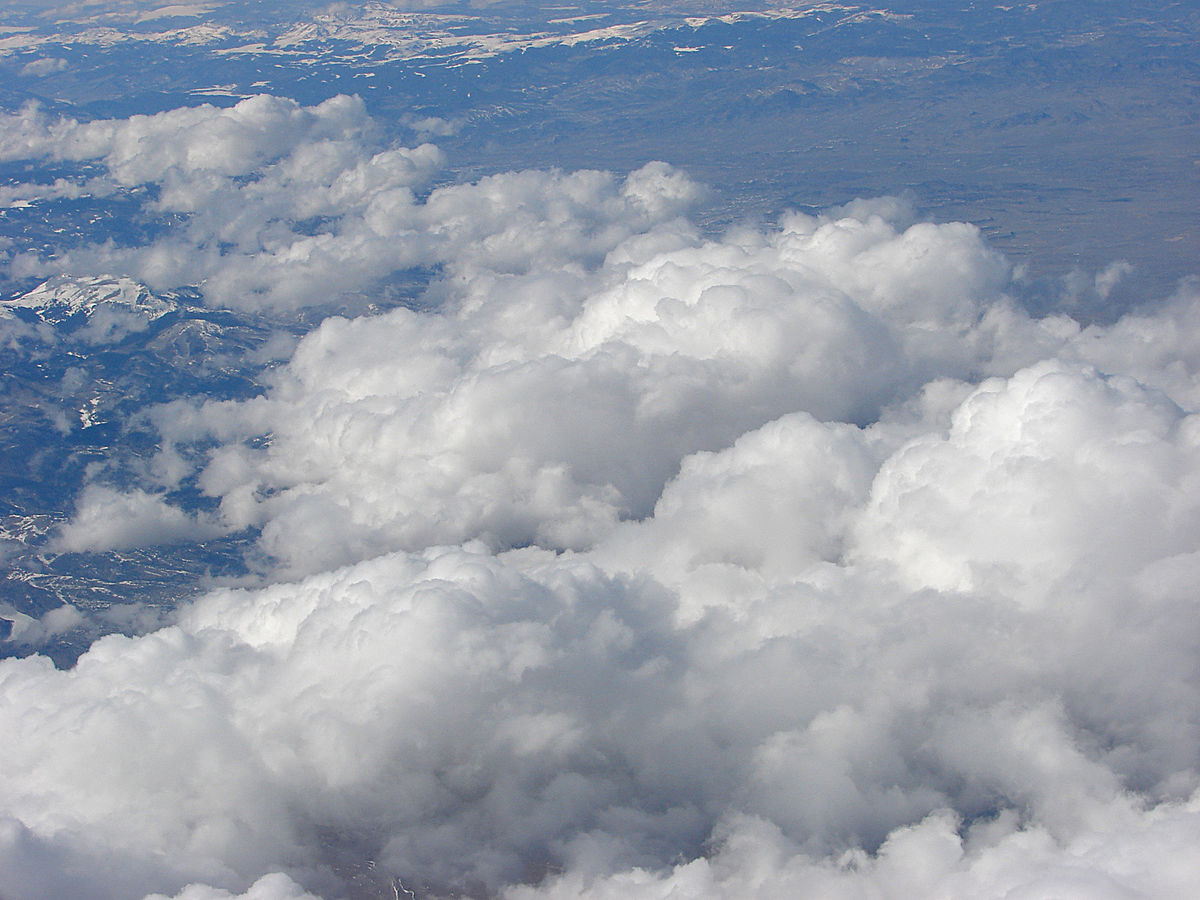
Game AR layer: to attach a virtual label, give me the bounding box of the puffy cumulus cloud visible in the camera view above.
[135,198,1058,578]
[403,114,460,139]
[0,95,442,310]
[143,874,323,900]
[508,800,1200,899]
[10,353,1200,898]
[1056,282,1200,410]
[7,111,1200,898]
[18,57,68,77]
[151,203,1200,588]
[0,98,704,313]
[0,603,90,655]
[4,428,1200,899]
[0,548,686,898]
[855,360,1200,606]
[0,94,375,182]
[1094,259,1135,300]
[589,411,884,601]
[51,484,230,553]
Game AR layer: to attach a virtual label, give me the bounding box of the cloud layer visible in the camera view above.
[3,97,1200,900]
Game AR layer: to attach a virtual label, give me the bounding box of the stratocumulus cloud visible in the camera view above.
[2,97,1200,900]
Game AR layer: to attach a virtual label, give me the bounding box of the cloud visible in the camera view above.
[0,94,376,180]
[5,431,1200,897]
[855,359,1200,606]
[130,194,1036,578]
[403,114,460,138]
[51,485,229,553]
[0,96,442,310]
[1,97,703,313]
[5,97,1200,900]
[506,800,1200,899]
[0,603,85,646]
[11,349,1200,898]
[144,874,323,900]
[18,57,68,76]
[1095,259,1134,299]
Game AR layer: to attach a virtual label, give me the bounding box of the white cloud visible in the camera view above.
[13,354,1200,897]
[0,94,376,181]
[0,603,84,646]
[51,485,229,553]
[854,359,1200,605]
[6,457,1200,898]
[0,96,442,310]
[403,114,460,138]
[506,800,1200,899]
[129,194,1044,578]
[5,97,1200,900]
[1095,259,1134,299]
[0,98,705,314]
[143,874,322,900]
[18,57,68,77]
